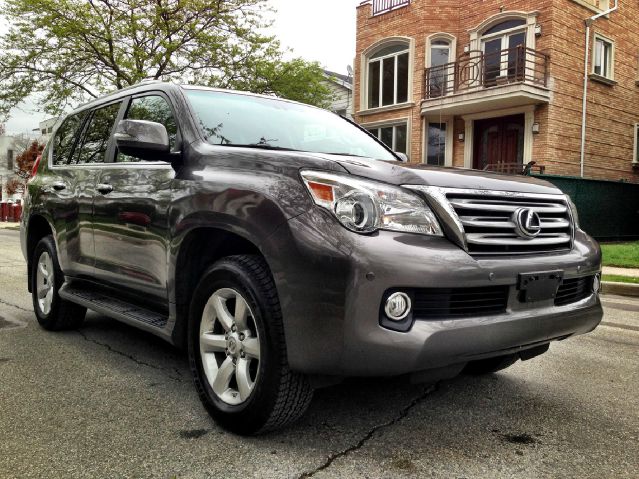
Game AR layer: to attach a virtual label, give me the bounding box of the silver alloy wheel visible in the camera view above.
[36,251,55,315]
[199,288,261,406]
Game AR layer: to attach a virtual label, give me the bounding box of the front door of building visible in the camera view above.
[473,114,525,172]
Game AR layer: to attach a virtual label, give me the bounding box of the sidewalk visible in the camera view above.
[603,266,639,278]
[0,222,20,229]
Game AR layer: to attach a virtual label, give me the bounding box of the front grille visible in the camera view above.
[446,192,573,256]
[555,276,593,306]
[413,286,509,319]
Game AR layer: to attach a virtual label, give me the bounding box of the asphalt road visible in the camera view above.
[0,229,637,479]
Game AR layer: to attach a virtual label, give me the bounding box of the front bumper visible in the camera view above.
[264,208,603,377]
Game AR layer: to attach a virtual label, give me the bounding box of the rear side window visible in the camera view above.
[71,102,122,165]
[53,113,86,166]
[117,95,178,162]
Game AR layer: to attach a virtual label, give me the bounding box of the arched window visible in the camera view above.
[427,36,454,97]
[367,42,410,108]
[481,19,527,84]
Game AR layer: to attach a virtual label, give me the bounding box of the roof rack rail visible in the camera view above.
[109,79,166,95]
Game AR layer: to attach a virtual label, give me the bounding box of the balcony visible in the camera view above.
[372,0,410,16]
[422,47,551,116]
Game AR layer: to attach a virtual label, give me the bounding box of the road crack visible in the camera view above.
[298,383,439,478]
[77,330,185,382]
[0,298,32,313]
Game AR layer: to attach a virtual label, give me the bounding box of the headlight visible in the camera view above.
[565,195,580,228]
[301,170,443,236]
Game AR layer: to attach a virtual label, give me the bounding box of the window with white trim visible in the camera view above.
[367,43,409,109]
[427,39,452,97]
[593,35,614,80]
[426,122,446,166]
[634,123,639,164]
[367,123,408,155]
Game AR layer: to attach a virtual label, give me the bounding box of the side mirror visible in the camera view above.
[395,152,409,163]
[114,119,170,161]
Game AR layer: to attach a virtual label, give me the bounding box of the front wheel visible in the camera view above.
[188,255,313,435]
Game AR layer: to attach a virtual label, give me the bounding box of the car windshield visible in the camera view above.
[185,89,397,161]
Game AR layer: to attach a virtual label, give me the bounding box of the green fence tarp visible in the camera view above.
[532,175,639,241]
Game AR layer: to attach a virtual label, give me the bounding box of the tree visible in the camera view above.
[14,140,44,181]
[0,0,333,118]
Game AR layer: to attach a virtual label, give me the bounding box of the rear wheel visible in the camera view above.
[188,255,313,435]
[463,354,519,375]
[31,235,86,331]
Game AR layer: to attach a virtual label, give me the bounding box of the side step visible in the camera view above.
[59,284,169,330]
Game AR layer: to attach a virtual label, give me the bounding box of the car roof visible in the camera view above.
[65,81,320,118]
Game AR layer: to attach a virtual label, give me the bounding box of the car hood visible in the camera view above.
[310,154,562,195]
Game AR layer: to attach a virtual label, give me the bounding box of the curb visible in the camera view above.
[601,281,639,298]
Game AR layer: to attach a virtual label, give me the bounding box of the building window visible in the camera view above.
[481,19,527,84]
[367,43,409,109]
[427,39,452,97]
[426,123,446,166]
[634,123,639,164]
[7,149,14,170]
[593,35,614,79]
[367,123,408,154]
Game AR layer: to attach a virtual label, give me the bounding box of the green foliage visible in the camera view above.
[601,241,639,268]
[0,0,332,117]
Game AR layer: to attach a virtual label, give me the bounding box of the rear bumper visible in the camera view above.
[264,209,603,376]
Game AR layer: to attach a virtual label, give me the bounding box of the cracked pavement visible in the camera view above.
[0,229,638,478]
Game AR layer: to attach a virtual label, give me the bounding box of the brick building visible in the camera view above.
[354,0,639,183]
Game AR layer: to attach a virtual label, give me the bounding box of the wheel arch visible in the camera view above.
[170,226,268,348]
[25,214,56,293]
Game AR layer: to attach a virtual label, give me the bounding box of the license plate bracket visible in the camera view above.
[518,270,564,302]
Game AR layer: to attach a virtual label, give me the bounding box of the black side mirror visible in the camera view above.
[114,119,170,161]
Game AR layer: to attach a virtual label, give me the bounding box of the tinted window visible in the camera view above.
[53,113,86,166]
[117,95,177,162]
[71,102,121,165]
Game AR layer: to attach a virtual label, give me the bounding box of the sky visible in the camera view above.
[2,0,362,135]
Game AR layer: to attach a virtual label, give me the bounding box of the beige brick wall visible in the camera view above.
[354,0,639,183]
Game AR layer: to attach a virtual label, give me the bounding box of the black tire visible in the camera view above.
[463,354,519,375]
[188,255,313,435]
[31,235,86,331]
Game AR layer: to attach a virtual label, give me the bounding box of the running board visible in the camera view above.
[59,284,169,330]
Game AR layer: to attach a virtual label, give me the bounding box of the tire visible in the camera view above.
[463,354,519,375]
[31,235,86,331]
[188,255,313,435]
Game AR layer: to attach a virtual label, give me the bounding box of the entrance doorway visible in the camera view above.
[473,114,525,172]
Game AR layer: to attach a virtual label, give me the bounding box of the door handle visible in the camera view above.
[97,183,114,195]
[52,182,66,191]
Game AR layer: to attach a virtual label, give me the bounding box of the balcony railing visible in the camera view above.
[423,47,548,99]
[372,0,410,16]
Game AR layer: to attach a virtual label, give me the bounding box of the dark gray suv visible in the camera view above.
[21,82,603,435]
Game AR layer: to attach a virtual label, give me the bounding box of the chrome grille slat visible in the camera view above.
[446,191,574,256]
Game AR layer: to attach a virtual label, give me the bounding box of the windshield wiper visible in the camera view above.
[220,144,303,152]
[321,152,369,158]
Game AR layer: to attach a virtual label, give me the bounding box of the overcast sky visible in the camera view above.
[2,0,361,135]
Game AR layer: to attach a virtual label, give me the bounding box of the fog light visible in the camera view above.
[385,292,412,321]
[592,274,601,294]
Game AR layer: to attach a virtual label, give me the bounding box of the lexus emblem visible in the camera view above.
[514,208,542,238]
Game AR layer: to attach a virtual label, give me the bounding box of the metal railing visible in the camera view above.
[372,0,410,16]
[424,47,548,99]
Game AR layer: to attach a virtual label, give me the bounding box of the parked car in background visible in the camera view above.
[21,82,603,434]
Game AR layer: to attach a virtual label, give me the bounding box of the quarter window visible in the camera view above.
[367,123,408,155]
[367,43,409,109]
[71,102,122,165]
[117,95,178,162]
[53,113,87,166]
[593,35,614,79]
